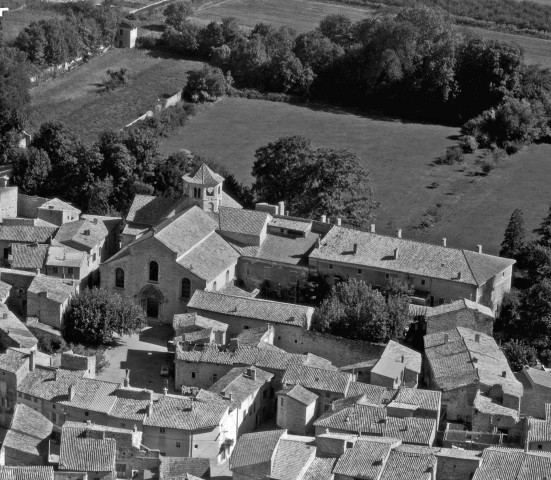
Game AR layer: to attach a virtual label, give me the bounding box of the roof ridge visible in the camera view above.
[461,249,481,287]
[194,289,310,308]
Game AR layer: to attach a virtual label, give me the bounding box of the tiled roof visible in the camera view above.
[39,198,80,212]
[314,401,437,445]
[59,378,120,413]
[45,245,86,268]
[18,366,85,401]
[0,467,53,480]
[283,365,352,394]
[436,447,482,459]
[424,327,522,396]
[0,280,10,302]
[382,341,422,374]
[309,226,515,286]
[3,403,53,458]
[0,303,38,348]
[54,219,109,251]
[176,231,239,281]
[0,226,57,243]
[527,417,551,443]
[155,206,218,255]
[278,384,319,406]
[333,440,391,479]
[474,390,519,419]
[28,275,76,304]
[209,366,273,404]
[380,447,436,480]
[0,349,28,374]
[109,396,149,422]
[390,388,441,414]
[230,429,285,470]
[3,217,57,228]
[524,367,551,389]
[177,344,333,372]
[143,394,228,429]
[126,195,178,226]
[221,193,243,210]
[59,435,116,472]
[219,283,257,298]
[372,356,404,379]
[173,312,228,334]
[183,163,224,186]
[218,206,270,237]
[251,231,320,266]
[187,290,313,328]
[234,326,271,346]
[11,243,48,270]
[271,437,317,480]
[159,457,210,479]
[302,454,337,480]
[346,382,387,403]
[269,216,312,234]
[425,299,494,318]
[472,447,551,480]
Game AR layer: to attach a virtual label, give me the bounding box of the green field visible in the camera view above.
[194,0,374,32]
[30,49,205,142]
[158,97,551,255]
[2,3,64,43]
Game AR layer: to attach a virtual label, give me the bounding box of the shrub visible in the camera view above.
[104,68,128,92]
[184,65,227,102]
[437,145,464,165]
[459,135,478,153]
[480,159,496,175]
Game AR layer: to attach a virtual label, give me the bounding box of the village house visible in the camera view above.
[0,303,37,350]
[196,365,274,436]
[173,312,229,346]
[417,298,495,336]
[0,466,55,479]
[175,342,335,391]
[308,224,515,313]
[186,290,314,351]
[471,446,551,480]
[526,404,551,452]
[435,448,482,480]
[276,384,319,435]
[0,349,32,428]
[424,327,523,424]
[516,366,551,418]
[0,403,53,466]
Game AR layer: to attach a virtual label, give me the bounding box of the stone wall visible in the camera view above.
[0,188,17,221]
[276,395,316,435]
[435,456,480,480]
[17,194,48,218]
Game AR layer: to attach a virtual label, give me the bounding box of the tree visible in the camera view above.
[497,289,523,336]
[63,288,145,346]
[293,30,344,73]
[318,14,352,48]
[154,150,199,198]
[0,47,31,152]
[500,208,526,261]
[312,278,410,343]
[535,205,551,248]
[502,339,538,372]
[184,65,227,102]
[519,278,551,339]
[10,147,51,195]
[164,1,193,31]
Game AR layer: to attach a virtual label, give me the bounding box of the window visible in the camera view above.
[212,374,218,382]
[149,261,159,282]
[280,398,284,407]
[52,267,58,274]
[176,442,181,448]
[92,253,96,262]
[244,326,249,330]
[218,186,221,194]
[328,264,333,270]
[160,428,166,434]
[181,278,191,299]
[68,267,74,276]
[121,423,126,428]
[51,413,57,423]
[289,272,297,285]
[324,404,331,412]
[421,279,426,286]
[246,267,250,276]
[194,445,198,449]
[213,281,217,290]
[226,270,230,284]
[264,267,271,280]
[385,273,390,279]
[53,405,56,409]
[115,268,125,288]
[193,188,200,198]
[85,412,89,416]
[191,372,196,379]
[538,444,543,450]
[206,187,214,196]
[357,269,362,275]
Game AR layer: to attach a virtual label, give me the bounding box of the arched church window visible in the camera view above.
[115,268,125,288]
[149,261,159,282]
[182,278,191,299]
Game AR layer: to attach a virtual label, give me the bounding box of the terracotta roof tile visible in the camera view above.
[230,429,285,470]
[183,163,224,186]
[59,435,116,472]
[218,207,270,238]
[159,457,211,479]
[0,304,38,348]
[28,275,76,304]
[59,378,119,413]
[302,454,337,480]
[11,243,48,270]
[333,440,391,479]
[39,199,80,212]
[126,195,178,226]
[271,438,317,480]
[283,365,352,394]
[278,384,319,406]
[3,404,53,458]
[18,367,85,401]
[0,349,28,374]
[382,341,422,374]
[380,447,436,480]
[0,226,57,243]
[0,466,53,480]
[209,366,273,404]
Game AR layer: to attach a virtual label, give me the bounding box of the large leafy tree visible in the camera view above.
[312,278,411,343]
[535,204,551,248]
[10,147,51,195]
[500,208,526,261]
[252,136,377,227]
[64,288,145,346]
[502,339,538,372]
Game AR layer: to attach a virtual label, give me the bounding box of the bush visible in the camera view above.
[437,145,464,165]
[184,65,227,102]
[480,159,496,175]
[104,68,128,92]
[459,135,478,153]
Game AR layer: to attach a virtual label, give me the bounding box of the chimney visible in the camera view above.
[29,349,36,371]
[443,334,449,344]
[477,244,482,254]
[278,201,285,216]
[370,224,375,233]
[163,387,168,396]
[2,312,7,319]
[146,401,153,417]
[394,248,399,260]
[442,237,447,247]
[337,218,342,226]
[401,355,405,363]
[247,367,256,381]
[68,384,76,401]
[353,243,358,255]
[321,215,327,223]
[0,176,9,188]
[123,369,130,388]
[475,333,480,343]
[502,371,507,378]
[315,238,321,249]
[397,229,402,239]
[226,392,233,402]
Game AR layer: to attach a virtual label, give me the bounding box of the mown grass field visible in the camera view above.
[2,3,64,43]
[30,49,205,142]
[194,0,374,32]
[158,97,551,255]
